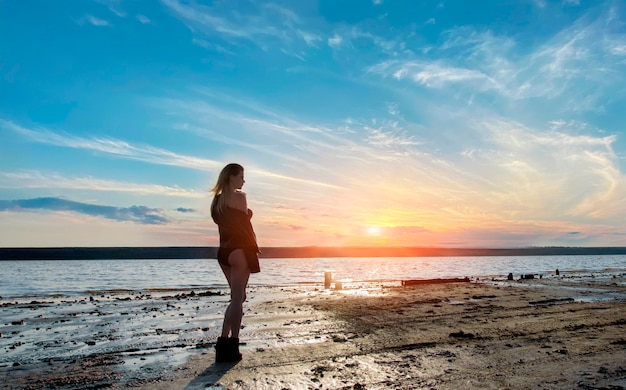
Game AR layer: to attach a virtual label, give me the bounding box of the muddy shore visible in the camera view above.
[2,274,625,389]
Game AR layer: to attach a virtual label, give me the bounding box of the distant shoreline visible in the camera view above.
[1,246,626,260]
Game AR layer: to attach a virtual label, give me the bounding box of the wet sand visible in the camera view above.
[2,273,626,389]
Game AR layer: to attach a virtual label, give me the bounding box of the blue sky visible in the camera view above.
[1,0,625,248]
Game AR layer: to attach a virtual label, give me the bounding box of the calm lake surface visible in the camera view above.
[1,255,626,299]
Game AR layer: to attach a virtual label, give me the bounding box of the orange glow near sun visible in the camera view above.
[360,225,391,246]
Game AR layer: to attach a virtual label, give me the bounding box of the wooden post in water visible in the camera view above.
[324,272,332,289]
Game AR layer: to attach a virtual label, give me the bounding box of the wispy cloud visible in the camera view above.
[148,88,624,233]
[0,118,337,189]
[0,197,170,225]
[368,6,626,113]
[160,0,327,58]
[161,0,407,61]
[298,30,322,47]
[79,14,111,27]
[325,25,404,56]
[328,34,343,48]
[374,60,498,89]
[94,0,126,18]
[466,118,624,221]
[149,94,423,185]
[1,119,222,171]
[365,127,419,148]
[161,0,297,42]
[136,15,151,24]
[0,170,205,198]
[146,45,626,240]
[2,0,623,248]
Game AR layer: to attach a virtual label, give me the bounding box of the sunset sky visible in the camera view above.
[1,0,625,248]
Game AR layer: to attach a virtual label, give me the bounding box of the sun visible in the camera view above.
[365,226,382,235]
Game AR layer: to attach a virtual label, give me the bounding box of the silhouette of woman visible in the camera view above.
[210,163,260,362]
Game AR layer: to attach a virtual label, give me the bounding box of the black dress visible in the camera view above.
[211,195,260,273]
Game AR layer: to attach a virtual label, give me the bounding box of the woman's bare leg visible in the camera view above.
[218,262,232,337]
[219,249,250,338]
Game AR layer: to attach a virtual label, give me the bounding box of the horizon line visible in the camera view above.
[2,246,626,261]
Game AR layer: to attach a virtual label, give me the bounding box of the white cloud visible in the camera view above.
[85,15,111,27]
[608,43,626,56]
[387,102,400,116]
[328,34,343,47]
[411,64,492,87]
[191,38,233,54]
[93,0,126,17]
[366,128,419,148]
[108,7,126,18]
[136,15,151,24]
[298,30,322,47]
[369,60,499,90]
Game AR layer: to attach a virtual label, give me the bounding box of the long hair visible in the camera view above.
[210,163,244,215]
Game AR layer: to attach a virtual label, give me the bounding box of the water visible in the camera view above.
[1,255,625,378]
[1,255,625,299]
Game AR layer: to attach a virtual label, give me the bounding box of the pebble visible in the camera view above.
[449,330,475,339]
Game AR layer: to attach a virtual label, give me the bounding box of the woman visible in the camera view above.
[210,163,260,363]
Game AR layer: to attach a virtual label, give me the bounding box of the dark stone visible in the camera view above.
[449,330,475,339]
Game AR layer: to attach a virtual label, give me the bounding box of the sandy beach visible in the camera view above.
[2,273,625,389]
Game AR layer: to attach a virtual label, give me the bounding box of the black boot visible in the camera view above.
[228,337,242,362]
[214,336,229,363]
